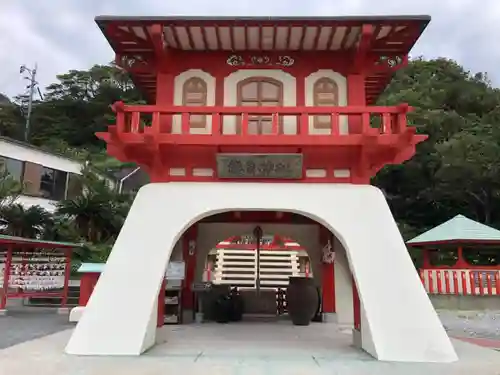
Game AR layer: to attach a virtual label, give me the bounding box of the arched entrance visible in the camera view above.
[66,182,456,362]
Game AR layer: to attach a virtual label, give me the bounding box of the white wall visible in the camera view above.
[172,68,348,136]
[0,139,82,174]
[334,236,353,326]
[66,182,457,363]
[223,70,297,134]
[172,69,216,135]
[0,139,83,211]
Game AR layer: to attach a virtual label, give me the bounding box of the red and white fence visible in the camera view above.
[420,269,500,296]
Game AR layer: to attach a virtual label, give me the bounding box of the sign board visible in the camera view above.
[166,261,185,280]
[217,153,303,179]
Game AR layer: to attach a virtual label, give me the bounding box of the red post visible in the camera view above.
[1,246,13,310]
[452,271,459,295]
[469,272,476,295]
[352,276,361,330]
[444,272,451,294]
[182,225,198,310]
[422,250,430,268]
[157,278,165,327]
[61,248,72,308]
[428,270,434,294]
[456,246,467,268]
[486,273,493,296]
[461,271,467,295]
[479,273,485,296]
[320,227,335,313]
[496,272,500,295]
[436,271,443,294]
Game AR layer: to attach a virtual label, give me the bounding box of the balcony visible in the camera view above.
[97,102,426,148]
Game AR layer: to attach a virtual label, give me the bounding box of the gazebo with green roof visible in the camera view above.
[407,214,500,270]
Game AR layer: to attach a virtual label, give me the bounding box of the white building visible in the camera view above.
[0,136,115,212]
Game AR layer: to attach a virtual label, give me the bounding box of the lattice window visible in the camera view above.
[237,77,283,134]
[182,77,207,129]
[313,77,338,130]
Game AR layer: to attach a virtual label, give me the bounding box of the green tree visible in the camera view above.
[374,57,500,235]
[55,167,132,243]
[0,204,52,237]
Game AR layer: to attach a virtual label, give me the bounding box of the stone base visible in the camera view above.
[57,307,70,315]
[69,306,85,322]
[182,309,194,324]
[352,328,362,349]
[322,312,337,323]
[0,309,7,316]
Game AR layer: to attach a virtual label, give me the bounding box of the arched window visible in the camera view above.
[237,77,283,134]
[182,77,207,129]
[313,78,338,130]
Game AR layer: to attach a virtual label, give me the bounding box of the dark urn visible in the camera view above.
[286,276,319,326]
[228,287,244,322]
[213,294,232,323]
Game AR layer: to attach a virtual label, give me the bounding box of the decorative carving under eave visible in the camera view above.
[376,55,405,69]
[227,54,295,67]
[118,55,149,70]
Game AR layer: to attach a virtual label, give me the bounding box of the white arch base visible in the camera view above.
[65,182,457,363]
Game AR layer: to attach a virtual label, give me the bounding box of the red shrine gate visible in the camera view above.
[64,15,458,363]
[93,15,428,326]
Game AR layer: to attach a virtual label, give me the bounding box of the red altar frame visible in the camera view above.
[0,236,80,310]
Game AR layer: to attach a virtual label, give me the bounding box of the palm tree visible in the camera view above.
[55,167,132,243]
[0,204,52,237]
[0,169,22,207]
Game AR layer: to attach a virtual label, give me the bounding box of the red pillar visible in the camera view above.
[353,277,361,330]
[1,246,12,310]
[320,226,335,313]
[78,273,99,306]
[182,225,198,310]
[61,248,72,308]
[157,279,166,327]
[422,249,430,268]
[456,246,467,268]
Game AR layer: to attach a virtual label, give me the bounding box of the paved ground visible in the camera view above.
[1,308,500,351]
[0,308,73,349]
[438,310,500,342]
[1,323,500,375]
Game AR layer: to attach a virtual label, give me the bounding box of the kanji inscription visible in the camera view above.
[216,154,303,179]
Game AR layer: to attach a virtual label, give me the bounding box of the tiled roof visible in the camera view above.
[407,215,500,244]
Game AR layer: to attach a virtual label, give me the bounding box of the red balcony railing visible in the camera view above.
[105,102,417,146]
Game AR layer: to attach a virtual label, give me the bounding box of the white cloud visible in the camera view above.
[0,0,499,98]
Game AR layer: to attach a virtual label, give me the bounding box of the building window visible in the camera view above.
[182,77,207,129]
[237,77,283,134]
[0,156,24,181]
[313,78,338,130]
[39,167,67,200]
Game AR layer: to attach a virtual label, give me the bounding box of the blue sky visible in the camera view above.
[0,0,498,98]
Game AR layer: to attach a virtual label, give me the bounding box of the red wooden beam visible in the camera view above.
[285,26,292,50]
[145,24,165,57]
[200,27,210,50]
[298,26,307,50]
[353,24,375,72]
[312,26,321,50]
[184,26,195,50]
